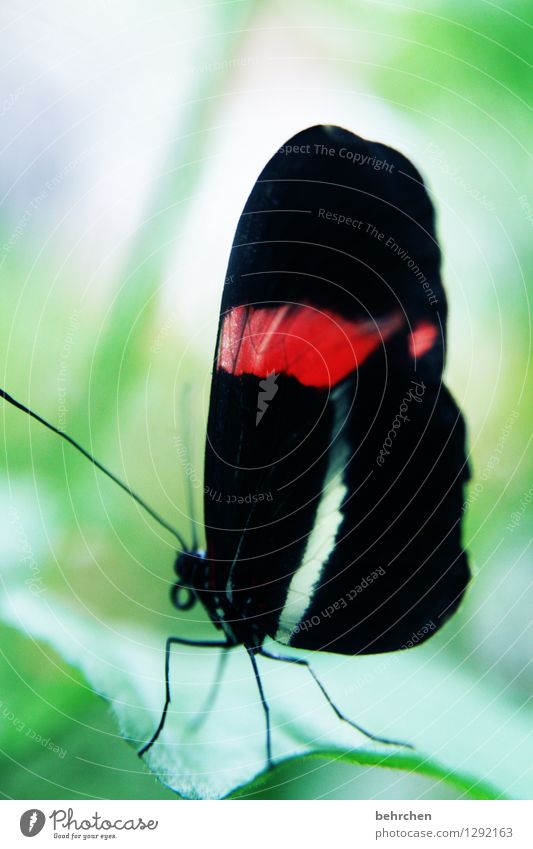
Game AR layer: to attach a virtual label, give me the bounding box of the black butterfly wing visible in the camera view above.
[203,125,470,653]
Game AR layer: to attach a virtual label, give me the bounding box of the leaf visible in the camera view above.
[0,585,517,800]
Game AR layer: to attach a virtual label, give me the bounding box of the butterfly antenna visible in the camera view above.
[0,388,190,551]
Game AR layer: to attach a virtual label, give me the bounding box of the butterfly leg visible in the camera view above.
[258,647,413,749]
[246,646,273,769]
[138,636,232,757]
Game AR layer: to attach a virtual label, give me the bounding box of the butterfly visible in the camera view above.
[1,124,470,768]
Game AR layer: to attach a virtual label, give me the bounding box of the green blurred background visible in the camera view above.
[0,0,531,799]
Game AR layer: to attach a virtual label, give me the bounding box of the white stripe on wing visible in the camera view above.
[275,386,350,644]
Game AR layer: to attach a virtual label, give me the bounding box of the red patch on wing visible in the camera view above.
[218,304,403,388]
[409,321,438,359]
